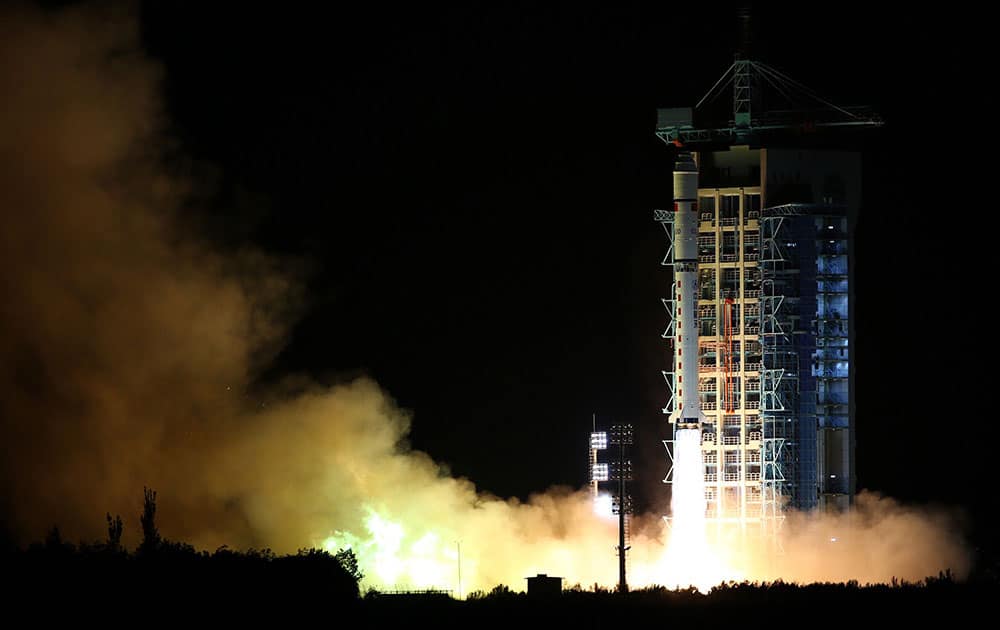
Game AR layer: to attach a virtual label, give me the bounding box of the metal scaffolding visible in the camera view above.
[658,187,773,534]
[759,209,796,539]
[652,11,868,560]
[654,208,678,418]
[659,192,855,547]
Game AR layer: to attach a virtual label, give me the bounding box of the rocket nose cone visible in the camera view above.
[674,152,698,173]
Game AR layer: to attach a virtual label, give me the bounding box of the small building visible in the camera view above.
[526,574,562,596]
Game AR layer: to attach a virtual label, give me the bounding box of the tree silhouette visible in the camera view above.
[335,547,363,582]
[5,488,990,622]
[106,513,123,551]
[139,487,159,554]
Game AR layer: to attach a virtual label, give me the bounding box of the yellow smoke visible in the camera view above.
[0,2,970,594]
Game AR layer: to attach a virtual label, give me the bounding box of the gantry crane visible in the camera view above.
[656,11,882,148]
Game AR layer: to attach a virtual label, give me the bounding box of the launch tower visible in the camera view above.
[656,20,879,536]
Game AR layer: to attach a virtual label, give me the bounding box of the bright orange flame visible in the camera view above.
[643,428,743,591]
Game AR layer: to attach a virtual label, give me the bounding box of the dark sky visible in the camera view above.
[136,2,991,530]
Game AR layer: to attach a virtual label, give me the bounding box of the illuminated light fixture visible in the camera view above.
[592,463,609,482]
[590,432,608,450]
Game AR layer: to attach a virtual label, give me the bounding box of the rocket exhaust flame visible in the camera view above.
[646,429,743,591]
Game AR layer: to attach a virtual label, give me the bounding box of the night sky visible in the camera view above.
[29,3,987,543]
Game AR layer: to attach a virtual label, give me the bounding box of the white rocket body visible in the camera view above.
[670,152,705,431]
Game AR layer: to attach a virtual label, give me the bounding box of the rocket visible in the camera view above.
[670,151,705,432]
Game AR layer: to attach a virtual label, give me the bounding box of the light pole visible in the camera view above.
[610,423,633,593]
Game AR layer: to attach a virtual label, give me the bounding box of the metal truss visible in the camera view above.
[656,211,677,416]
[759,211,798,536]
[661,439,675,484]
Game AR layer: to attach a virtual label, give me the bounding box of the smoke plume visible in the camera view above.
[0,2,970,591]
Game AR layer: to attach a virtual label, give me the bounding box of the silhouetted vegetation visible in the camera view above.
[359,573,990,627]
[6,489,990,624]
[5,488,362,620]
[137,486,160,555]
[105,512,123,551]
